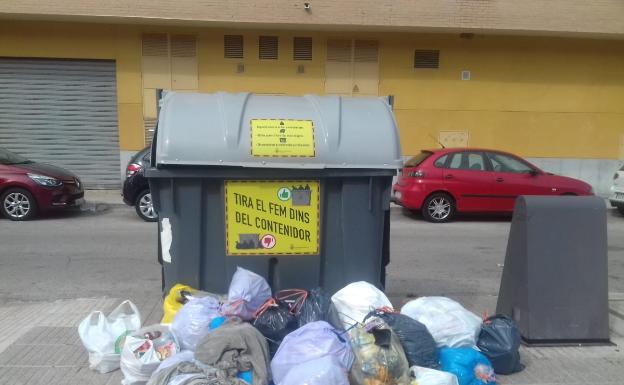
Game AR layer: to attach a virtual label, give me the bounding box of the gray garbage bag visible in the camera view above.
[477,315,523,374]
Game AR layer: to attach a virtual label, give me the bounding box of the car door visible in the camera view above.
[485,152,550,211]
[442,151,502,212]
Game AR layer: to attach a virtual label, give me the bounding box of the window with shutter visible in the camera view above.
[414,50,440,69]
[259,36,278,60]
[354,40,378,62]
[171,35,197,57]
[293,37,312,61]
[171,35,198,90]
[224,35,244,59]
[142,33,168,57]
[326,39,352,62]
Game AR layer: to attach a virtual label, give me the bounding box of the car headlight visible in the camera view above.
[27,173,62,187]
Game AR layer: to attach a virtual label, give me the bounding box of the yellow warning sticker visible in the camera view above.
[250,119,315,157]
[225,180,320,255]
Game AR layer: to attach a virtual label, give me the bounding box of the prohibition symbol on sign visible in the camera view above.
[261,234,276,249]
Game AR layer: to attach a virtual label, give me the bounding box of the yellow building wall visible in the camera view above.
[380,34,624,159]
[197,30,326,95]
[1,21,623,159]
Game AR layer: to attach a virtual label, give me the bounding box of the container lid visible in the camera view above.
[155,92,402,169]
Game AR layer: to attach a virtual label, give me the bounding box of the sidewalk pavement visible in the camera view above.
[84,189,125,207]
[0,294,622,385]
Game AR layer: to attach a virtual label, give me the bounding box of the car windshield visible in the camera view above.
[404,151,433,167]
[0,148,32,165]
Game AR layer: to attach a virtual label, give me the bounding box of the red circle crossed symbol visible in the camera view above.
[261,234,276,249]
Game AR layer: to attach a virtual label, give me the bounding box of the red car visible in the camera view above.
[393,148,593,222]
[0,148,84,220]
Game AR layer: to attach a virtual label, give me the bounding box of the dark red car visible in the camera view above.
[0,148,84,220]
[393,148,593,222]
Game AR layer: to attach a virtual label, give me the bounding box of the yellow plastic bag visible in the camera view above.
[161,284,197,324]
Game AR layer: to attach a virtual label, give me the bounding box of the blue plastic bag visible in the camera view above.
[439,348,496,385]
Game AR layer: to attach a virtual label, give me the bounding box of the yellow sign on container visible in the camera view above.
[225,180,320,255]
[250,119,315,157]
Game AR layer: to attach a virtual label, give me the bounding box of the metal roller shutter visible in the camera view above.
[0,58,119,189]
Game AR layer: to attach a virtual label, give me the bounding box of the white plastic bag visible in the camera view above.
[271,321,353,384]
[170,296,220,351]
[78,300,141,373]
[330,281,392,328]
[279,356,349,385]
[401,297,482,348]
[410,366,459,385]
[221,267,272,321]
[121,325,180,385]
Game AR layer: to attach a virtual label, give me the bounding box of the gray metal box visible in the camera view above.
[496,195,610,344]
[147,92,402,294]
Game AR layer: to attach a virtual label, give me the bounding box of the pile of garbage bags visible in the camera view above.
[78,267,524,385]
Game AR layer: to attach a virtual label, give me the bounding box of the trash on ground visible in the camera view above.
[365,309,440,369]
[147,361,217,385]
[194,317,270,385]
[253,298,298,357]
[162,284,198,324]
[271,320,354,384]
[401,297,482,348]
[78,300,142,373]
[121,324,180,385]
[170,295,220,351]
[276,287,331,327]
[348,316,410,385]
[221,267,272,321]
[79,271,527,385]
[477,314,523,374]
[331,281,392,329]
[279,355,350,385]
[439,347,497,385]
[410,365,459,385]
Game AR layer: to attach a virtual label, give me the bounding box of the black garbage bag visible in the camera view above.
[477,314,523,374]
[298,287,331,327]
[275,288,331,327]
[365,309,440,369]
[252,299,298,357]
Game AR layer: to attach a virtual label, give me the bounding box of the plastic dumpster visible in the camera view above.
[147,91,402,294]
[497,195,609,344]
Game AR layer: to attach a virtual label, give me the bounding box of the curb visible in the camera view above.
[610,299,624,338]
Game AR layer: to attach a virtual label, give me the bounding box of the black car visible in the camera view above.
[122,147,157,221]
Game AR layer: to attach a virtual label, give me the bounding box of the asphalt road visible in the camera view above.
[0,204,623,310]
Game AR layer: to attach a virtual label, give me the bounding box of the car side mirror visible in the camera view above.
[529,169,540,177]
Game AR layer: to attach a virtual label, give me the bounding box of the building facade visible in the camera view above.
[1,1,623,192]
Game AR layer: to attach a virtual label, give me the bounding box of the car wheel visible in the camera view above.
[618,207,624,216]
[422,192,455,223]
[135,190,158,222]
[1,188,38,221]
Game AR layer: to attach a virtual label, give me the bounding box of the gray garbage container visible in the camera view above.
[496,195,610,344]
[147,91,402,294]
